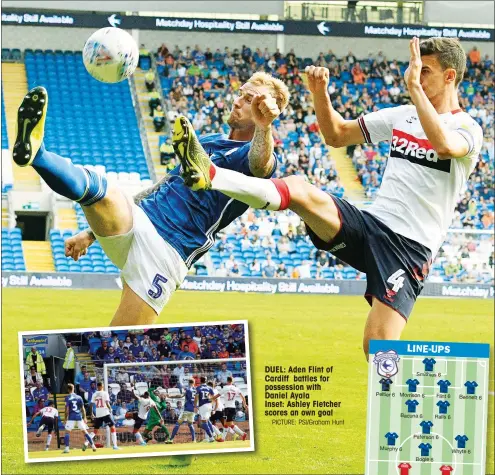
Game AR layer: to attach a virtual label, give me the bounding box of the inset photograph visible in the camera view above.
[19,321,253,462]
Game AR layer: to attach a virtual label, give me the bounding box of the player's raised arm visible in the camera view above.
[239,390,248,411]
[248,93,280,177]
[405,37,474,160]
[305,65,365,148]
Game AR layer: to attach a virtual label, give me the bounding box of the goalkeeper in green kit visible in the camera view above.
[142,388,173,444]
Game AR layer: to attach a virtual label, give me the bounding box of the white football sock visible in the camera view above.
[233,425,244,436]
[211,166,285,211]
[46,434,52,447]
[111,431,118,446]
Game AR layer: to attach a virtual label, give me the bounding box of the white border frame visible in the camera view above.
[18,320,254,463]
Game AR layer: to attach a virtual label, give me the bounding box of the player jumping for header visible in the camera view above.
[142,387,172,444]
[12,72,288,326]
[175,37,482,358]
[63,383,96,453]
[86,381,119,450]
[26,400,59,451]
[128,384,161,446]
[195,376,219,443]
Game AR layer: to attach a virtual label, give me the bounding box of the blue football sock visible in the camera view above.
[84,433,93,445]
[208,421,215,433]
[188,423,195,441]
[171,423,180,440]
[32,143,107,206]
[201,422,212,438]
[64,433,70,448]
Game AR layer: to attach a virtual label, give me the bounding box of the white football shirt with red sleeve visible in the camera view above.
[358,105,482,257]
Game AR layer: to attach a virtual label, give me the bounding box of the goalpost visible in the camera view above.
[101,358,251,448]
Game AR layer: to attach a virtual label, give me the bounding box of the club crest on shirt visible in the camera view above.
[373,350,400,377]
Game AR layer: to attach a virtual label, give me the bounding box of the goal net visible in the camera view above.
[98,358,251,447]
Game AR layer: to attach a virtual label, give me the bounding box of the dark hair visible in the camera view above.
[419,37,466,86]
[227,376,233,383]
[200,376,207,383]
[97,381,103,388]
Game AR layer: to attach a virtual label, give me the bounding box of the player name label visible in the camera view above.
[366,340,490,475]
[264,364,344,426]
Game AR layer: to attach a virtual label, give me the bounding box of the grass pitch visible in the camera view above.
[28,440,251,461]
[2,289,494,474]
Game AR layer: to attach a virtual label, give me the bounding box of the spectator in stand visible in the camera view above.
[129,337,144,358]
[148,90,161,115]
[62,341,76,389]
[215,363,232,384]
[262,256,277,278]
[95,340,109,367]
[116,368,130,384]
[276,262,289,278]
[25,366,43,387]
[144,69,156,92]
[33,381,51,401]
[118,383,134,405]
[181,335,199,355]
[152,105,165,132]
[469,46,481,65]
[138,44,150,69]
[78,371,93,402]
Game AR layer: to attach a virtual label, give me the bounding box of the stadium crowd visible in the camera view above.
[23,325,248,429]
[143,42,493,284]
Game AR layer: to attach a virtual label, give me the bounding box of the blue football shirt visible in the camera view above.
[422,358,436,371]
[196,384,214,407]
[184,387,196,412]
[385,432,399,445]
[65,393,84,421]
[437,400,450,414]
[420,420,434,434]
[406,378,420,392]
[418,443,432,456]
[464,381,478,395]
[139,134,276,267]
[455,435,468,448]
[405,399,419,413]
[437,380,451,393]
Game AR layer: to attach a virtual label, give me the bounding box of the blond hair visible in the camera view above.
[419,37,466,86]
[247,71,290,111]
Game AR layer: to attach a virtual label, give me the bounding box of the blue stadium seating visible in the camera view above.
[1,89,8,151]
[24,50,150,179]
[1,228,26,271]
[49,229,119,274]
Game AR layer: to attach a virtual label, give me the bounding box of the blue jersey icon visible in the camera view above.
[418,443,432,456]
[379,378,393,391]
[437,380,451,393]
[437,400,450,414]
[65,393,84,421]
[455,435,469,449]
[464,381,478,395]
[422,358,436,371]
[405,399,419,413]
[385,432,399,446]
[406,378,420,392]
[420,420,434,434]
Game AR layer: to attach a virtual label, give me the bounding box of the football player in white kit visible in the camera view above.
[26,400,59,451]
[207,381,226,442]
[86,382,119,450]
[177,37,483,358]
[129,385,160,446]
[220,377,248,441]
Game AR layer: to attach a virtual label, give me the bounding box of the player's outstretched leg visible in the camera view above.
[63,433,70,453]
[363,298,407,360]
[13,86,133,239]
[35,423,45,437]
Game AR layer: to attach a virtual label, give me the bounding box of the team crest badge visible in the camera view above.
[373,350,400,377]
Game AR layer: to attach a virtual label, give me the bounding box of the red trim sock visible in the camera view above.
[271,178,291,210]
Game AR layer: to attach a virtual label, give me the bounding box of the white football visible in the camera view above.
[83,27,138,83]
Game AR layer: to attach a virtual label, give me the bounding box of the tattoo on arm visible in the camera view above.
[132,175,170,204]
[248,126,275,178]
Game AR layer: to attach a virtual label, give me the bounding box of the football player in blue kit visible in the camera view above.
[195,376,219,443]
[168,378,198,443]
[13,72,289,326]
[63,383,96,453]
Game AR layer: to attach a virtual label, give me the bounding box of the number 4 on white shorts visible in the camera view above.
[387,269,405,293]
